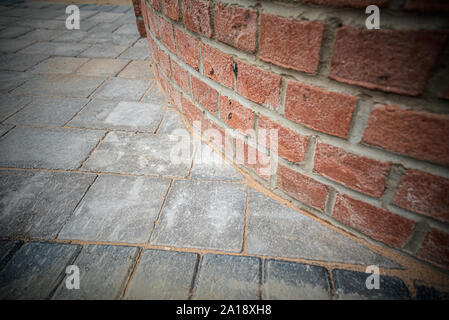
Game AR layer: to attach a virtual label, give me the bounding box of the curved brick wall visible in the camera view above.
[140,0,449,270]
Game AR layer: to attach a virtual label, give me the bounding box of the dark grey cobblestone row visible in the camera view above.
[52,245,140,300]
[125,249,199,300]
[194,254,262,300]
[264,259,332,300]
[332,269,410,300]
[0,242,81,300]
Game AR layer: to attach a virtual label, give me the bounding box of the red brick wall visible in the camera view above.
[141,0,449,270]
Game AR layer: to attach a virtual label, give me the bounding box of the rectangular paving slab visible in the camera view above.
[52,244,140,300]
[67,99,165,132]
[0,53,49,71]
[0,126,105,170]
[93,77,149,101]
[157,109,187,134]
[11,74,105,98]
[246,188,402,268]
[79,43,130,58]
[264,259,332,300]
[58,175,171,243]
[81,132,194,177]
[75,58,130,77]
[19,41,91,56]
[194,254,261,300]
[0,71,33,93]
[30,57,89,74]
[332,269,410,300]
[125,249,199,300]
[4,97,88,126]
[0,39,34,53]
[118,60,153,79]
[0,242,81,299]
[0,124,13,137]
[0,170,95,238]
[151,180,247,252]
[0,240,21,268]
[0,94,32,121]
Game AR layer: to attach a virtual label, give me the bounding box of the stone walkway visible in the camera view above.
[0,1,446,300]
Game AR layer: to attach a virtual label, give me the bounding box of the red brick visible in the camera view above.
[158,48,171,78]
[235,59,281,109]
[201,43,234,88]
[258,115,308,163]
[182,96,202,128]
[406,0,449,12]
[147,34,158,62]
[191,76,218,114]
[141,0,149,25]
[135,18,146,37]
[204,118,232,154]
[161,0,180,21]
[158,16,175,52]
[333,194,415,248]
[285,81,357,138]
[277,165,329,210]
[314,143,391,198]
[362,105,449,166]
[149,0,161,11]
[260,14,324,74]
[298,0,388,7]
[330,26,448,96]
[181,0,212,37]
[132,0,142,16]
[171,60,189,93]
[219,95,254,135]
[235,139,271,180]
[393,170,449,224]
[214,3,257,52]
[165,80,182,110]
[417,229,449,269]
[146,5,159,38]
[175,28,200,70]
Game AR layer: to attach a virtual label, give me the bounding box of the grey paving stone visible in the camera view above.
[191,143,244,181]
[87,11,125,24]
[55,9,98,21]
[0,242,81,300]
[118,46,150,61]
[117,60,153,79]
[67,99,165,132]
[53,245,140,300]
[0,94,32,121]
[59,175,171,243]
[79,43,129,58]
[82,131,194,176]
[0,70,33,93]
[18,29,62,41]
[14,18,65,30]
[246,188,403,268]
[113,24,140,36]
[0,39,34,53]
[264,260,332,300]
[19,41,90,56]
[30,57,89,74]
[0,124,13,136]
[0,17,19,27]
[12,74,104,98]
[93,78,149,101]
[152,180,246,252]
[125,249,199,300]
[157,109,187,134]
[195,254,261,300]
[76,58,129,77]
[415,281,449,300]
[0,170,95,238]
[332,269,410,300]
[52,30,89,42]
[0,240,21,268]
[142,81,166,104]
[0,53,49,71]
[24,9,62,20]
[0,126,104,170]
[0,27,31,39]
[5,96,88,126]
[133,38,148,47]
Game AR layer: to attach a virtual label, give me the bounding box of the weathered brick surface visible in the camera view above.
[136,18,146,37]
[181,0,212,37]
[329,26,448,96]
[219,95,254,135]
[202,43,234,89]
[362,105,449,166]
[285,81,357,138]
[157,48,171,78]
[149,0,161,11]
[406,0,449,12]
[146,5,159,38]
[161,0,180,21]
[235,140,271,180]
[277,165,328,210]
[166,80,182,110]
[191,76,218,114]
[298,0,388,7]
[314,143,391,198]
[260,14,324,74]
[235,59,281,110]
[132,0,142,16]
[393,170,449,224]
[214,3,258,52]
[258,115,308,163]
[182,96,202,128]
[158,16,175,52]
[204,118,232,154]
[417,229,449,269]
[171,59,189,93]
[333,194,415,248]
[175,28,200,70]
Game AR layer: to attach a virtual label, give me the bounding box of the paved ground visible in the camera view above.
[0,1,445,300]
